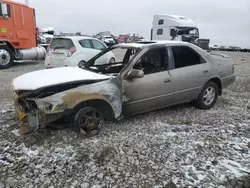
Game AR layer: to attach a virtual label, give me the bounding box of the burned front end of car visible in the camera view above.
[13,78,123,135]
[13,84,77,134]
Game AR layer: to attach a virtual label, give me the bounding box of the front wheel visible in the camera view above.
[194,81,219,110]
[0,46,14,69]
[73,106,103,136]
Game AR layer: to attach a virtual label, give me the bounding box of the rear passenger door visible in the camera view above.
[90,39,108,64]
[170,45,210,102]
[78,39,96,62]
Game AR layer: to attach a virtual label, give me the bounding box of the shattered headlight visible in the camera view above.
[36,101,55,112]
[36,100,66,114]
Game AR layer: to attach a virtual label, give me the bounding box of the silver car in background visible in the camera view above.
[13,41,236,134]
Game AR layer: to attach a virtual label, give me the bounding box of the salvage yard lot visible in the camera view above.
[0,52,250,188]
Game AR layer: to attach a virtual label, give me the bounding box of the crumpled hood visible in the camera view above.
[13,67,111,91]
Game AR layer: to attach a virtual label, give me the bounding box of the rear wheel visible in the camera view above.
[109,57,115,64]
[194,81,219,109]
[78,60,86,68]
[0,46,14,69]
[73,106,103,136]
[106,57,115,71]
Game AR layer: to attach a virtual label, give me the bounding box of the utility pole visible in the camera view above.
[25,0,29,6]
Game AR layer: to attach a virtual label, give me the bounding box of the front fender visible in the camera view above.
[38,78,123,119]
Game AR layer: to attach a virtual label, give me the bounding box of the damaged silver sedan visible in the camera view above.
[13,41,236,134]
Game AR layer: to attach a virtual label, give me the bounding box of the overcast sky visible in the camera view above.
[17,0,250,47]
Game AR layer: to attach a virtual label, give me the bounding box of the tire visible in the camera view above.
[78,60,86,68]
[194,81,219,110]
[73,106,103,135]
[0,45,14,69]
[109,57,115,64]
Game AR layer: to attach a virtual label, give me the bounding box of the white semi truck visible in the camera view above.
[151,14,210,50]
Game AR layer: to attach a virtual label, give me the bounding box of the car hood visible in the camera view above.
[13,67,111,91]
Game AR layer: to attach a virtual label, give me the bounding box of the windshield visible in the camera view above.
[176,27,199,37]
[84,47,140,76]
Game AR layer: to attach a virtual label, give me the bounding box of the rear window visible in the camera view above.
[50,38,74,49]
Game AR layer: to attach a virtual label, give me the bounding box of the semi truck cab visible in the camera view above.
[151,14,199,42]
[151,14,210,51]
[0,0,45,69]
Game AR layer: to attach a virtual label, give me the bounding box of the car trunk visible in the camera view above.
[48,38,75,66]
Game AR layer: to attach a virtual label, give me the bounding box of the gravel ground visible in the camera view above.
[0,52,250,188]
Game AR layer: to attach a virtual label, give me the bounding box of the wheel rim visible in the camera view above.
[0,49,11,65]
[203,87,216,105]
[78,107,102,132]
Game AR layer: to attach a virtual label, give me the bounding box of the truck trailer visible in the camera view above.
[0,0,46,69]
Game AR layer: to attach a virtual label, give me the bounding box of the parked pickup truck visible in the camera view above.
[12,41,236,134]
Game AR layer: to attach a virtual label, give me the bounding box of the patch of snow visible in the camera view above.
[0,159,11,166]
[163,132,177,137]
[11,129,20,137]
[219,159,247,178]
[232,145,242,150]
[22,145,39,157]
[1,110,7,114]
[172,177,179,184]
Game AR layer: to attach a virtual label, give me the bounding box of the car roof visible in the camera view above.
[112,40,190,49]
[53,36,96,40]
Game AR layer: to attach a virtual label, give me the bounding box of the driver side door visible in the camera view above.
[122,47,174,116]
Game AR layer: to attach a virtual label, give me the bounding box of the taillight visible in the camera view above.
[47,47,51,56]
[232,64,235,74]
[67,47,76,57]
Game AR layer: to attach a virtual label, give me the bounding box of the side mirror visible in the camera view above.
[170,29,175,37]
[126,69,144,79]
[1,4,8,17]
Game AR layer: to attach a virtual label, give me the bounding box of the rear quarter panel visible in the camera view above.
[207,53,235,88]
[209,54,233,76]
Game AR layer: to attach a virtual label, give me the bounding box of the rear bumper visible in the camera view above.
[221,74,236,88]
[45,57,75,68]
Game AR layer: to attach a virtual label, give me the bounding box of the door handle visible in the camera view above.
[164,78,171,83]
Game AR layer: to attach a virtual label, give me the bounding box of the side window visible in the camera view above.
[91,40,106,50]
[158,19,164,25]
[171,46,203,68]
[157,29,163,35]
[79,40,92,48]
[134,47,168,75]
[0,4,11,17]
